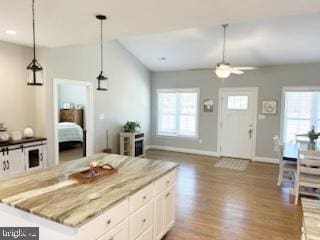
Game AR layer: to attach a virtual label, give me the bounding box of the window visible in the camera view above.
[157,89,199,137]
[227,96,248,110]
[283,90,320,142]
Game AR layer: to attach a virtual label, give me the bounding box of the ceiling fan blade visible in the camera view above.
[187,67,215,71]
[231,69,244,74]
[233,66,257,70]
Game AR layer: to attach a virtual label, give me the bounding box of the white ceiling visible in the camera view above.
[1,0,320,47]
[120,13,320,71]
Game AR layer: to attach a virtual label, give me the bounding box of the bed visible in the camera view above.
[58,109,85,151]
[58,122,83,143]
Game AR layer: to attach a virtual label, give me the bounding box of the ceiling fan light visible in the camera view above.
[215,63,232,78]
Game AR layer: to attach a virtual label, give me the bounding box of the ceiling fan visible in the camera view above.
[215,24,256,78]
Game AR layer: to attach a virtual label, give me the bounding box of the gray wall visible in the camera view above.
[38,40,151,166]
[0,41,36,133]
[58,84,87,109]
[151,63,320,159]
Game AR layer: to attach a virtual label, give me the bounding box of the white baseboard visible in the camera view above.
[144,145,152,151]
[254,156,279,164]
[146,145,278,164]
[146,145,218,157]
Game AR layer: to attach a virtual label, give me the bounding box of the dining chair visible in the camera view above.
[294,151,320,205]
[273,136,297,186]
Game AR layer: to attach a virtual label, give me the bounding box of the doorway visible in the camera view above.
[218,87,258,160]
[53,79,94,165]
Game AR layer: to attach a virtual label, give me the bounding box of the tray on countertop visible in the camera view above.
[69,164,117,183]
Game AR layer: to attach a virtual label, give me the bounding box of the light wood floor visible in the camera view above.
[59,146,83,163]
[146,149,302,240]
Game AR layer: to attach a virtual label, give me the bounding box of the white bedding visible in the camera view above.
[58,122,83,143]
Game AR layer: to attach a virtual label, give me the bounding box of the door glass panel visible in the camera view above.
[227,96,248,110]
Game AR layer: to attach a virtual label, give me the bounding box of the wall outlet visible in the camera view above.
[198,138,203,144]
[99,114,105,120]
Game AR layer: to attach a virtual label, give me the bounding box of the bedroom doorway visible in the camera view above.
[53,79,94,165]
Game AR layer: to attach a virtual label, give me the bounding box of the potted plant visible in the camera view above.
[123,121,141,133]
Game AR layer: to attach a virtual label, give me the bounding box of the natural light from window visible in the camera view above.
[283,90,320,142]
[157,89,199,138]
[227,96,248,110]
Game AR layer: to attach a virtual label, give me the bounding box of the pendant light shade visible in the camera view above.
[27,0,43,86]
[96,15,108,91]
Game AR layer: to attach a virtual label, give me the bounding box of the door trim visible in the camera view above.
[53,78,94,166]
[217,87,258,160]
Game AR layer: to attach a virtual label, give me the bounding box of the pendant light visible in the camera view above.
[215,24,232,79]
[96,15,108,91]
[27,0,44,86]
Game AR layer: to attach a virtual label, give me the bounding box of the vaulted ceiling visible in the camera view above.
[1,0,320,47]
[120,13,320,71]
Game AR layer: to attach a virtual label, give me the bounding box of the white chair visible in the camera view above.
[273,136,296,186]
[294,151,320,205]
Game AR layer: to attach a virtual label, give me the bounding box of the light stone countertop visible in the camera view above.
[302,198,320,240]
[0,153,178,228]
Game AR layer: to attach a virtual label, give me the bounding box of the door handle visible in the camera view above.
[6,160,9,170]
[2,161,5,171]
[248,129,253,139]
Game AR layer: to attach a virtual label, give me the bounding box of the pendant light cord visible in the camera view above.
[222,24,227,63]
[32,0,36,60]
[100,19,103,72]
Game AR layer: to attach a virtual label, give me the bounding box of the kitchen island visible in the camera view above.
[0,153,178,240]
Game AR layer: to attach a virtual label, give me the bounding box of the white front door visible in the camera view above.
[219,88,257,159]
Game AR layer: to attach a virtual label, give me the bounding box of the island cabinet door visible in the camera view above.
[97,220,129,240]
[163,185,176,231]
[154,193,165,240]
[154,186,176,240]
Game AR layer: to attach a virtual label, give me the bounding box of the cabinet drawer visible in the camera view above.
[130,200,153,240]
[130,184,153,213]
[79,200,129,240]
[136,226,153,240]
[97,219,129,240]
[154,170,176,196]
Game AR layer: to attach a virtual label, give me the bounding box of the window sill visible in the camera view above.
[156,134,199,141]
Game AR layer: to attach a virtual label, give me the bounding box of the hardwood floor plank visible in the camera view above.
[146,149,302,240]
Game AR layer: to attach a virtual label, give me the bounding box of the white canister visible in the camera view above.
[0,132,10,142]
[11,131,22,141]
[24,128,34,138]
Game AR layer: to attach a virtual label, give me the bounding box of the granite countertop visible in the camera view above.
[302,198,320,240]
[0,153,178,228]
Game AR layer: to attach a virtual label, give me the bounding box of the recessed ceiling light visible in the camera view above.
[157,57,166,61]
[5,30,17,35]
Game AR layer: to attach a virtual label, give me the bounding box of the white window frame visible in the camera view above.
[156,88,200,139]
[281,86,320,142]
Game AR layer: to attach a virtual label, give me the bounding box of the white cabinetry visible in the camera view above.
[7,149,25,176]
[0,139,47,178]
[1,148,25,177]
[24,144,46,172]
[130,200,154,240]
[0,149,7,176]
[163,186,176,230]
[97,220,129,240]
[79,169,177,240]
[154,172,176,240]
